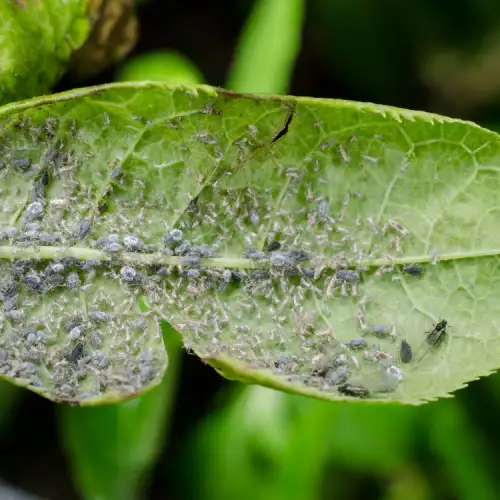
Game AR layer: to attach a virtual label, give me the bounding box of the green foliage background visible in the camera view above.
[2,0,500,499]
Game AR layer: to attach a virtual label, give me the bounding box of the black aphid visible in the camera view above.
[427,319,448,346]
[400,339,412,363]
[267,240,281,252]
[338,383,370,398]
[41,170,49,186]
[403,264,424,276]
[69,344,84,363]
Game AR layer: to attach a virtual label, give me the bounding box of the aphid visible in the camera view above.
[24,202,44,220]
[12,158,31,170]
[0,280,17,301]
[69,344,84,363]
[174,241,191,256]
[400,339,413,363]
[372,325,390,337]
[67,272,81,291]
[270,253,294,268]
[267,240,281,252]
[120,265,142,283]
[89,311,109,323]
[286,249,311,261]
[41,170,49,186]
[77,218,92,239]
[387,219,409,236]
[106,242,122,253]
[30,181,45,202]
[65,316,83,331]
[403,264,424,276]
[110,166,122,179]
[188,244,214,257]
[185,268,200,279]
[427,319,448,346]
[327,366,350,386]
[164,229,183,248]
[317,199,329,222]
[5,309,24,320]
[23,273,44,292]
[335,269,360,282]
[244,248,267,260]
[346,338,368,350]
[2,295,17,312]
[68,326,84,340]
[123,235,143,251]
[338,383,370,398]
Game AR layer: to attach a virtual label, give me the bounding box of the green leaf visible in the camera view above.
[227,0,305,94]
[0,0,91,105]
[1,82,500,405]
[59,320,182,500]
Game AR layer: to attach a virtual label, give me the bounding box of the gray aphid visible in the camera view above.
[372,325,390,336]
[326,366,350,386]
[121,265,142,283]
[188,244,214,257]
[244,248,267,260]
[123,235,143,251]
[77,218,92,239]
[335,269,360,282]
[67,272,81,291]
[69,326,84,340]
[89,311,109,323]
[65,316,83,331]
[110,166,122,179]
[12,158,31,170]
[286,249,311,261]
[164,229,183,247]
[270,253,294,267]
[317,199,329,221]
[24,202,44,221]
[346,338,367,350]
[174,240,191,255]
[2,296,17,312]
[0,280,17,301]
[23,273,44,292]
[106,242,122,253]
[186,268,200,279]
[5,309,24,320]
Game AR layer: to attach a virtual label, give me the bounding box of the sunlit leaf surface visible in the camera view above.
[1,82,499,404]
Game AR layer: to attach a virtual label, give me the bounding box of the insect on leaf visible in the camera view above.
[1,82,500,405]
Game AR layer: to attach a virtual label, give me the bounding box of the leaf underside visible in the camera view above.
[1,82,500,405]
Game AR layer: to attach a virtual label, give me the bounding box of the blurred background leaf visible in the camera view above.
[227,0,305,93]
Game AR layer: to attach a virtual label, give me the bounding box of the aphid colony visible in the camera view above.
[0,109,447,404]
